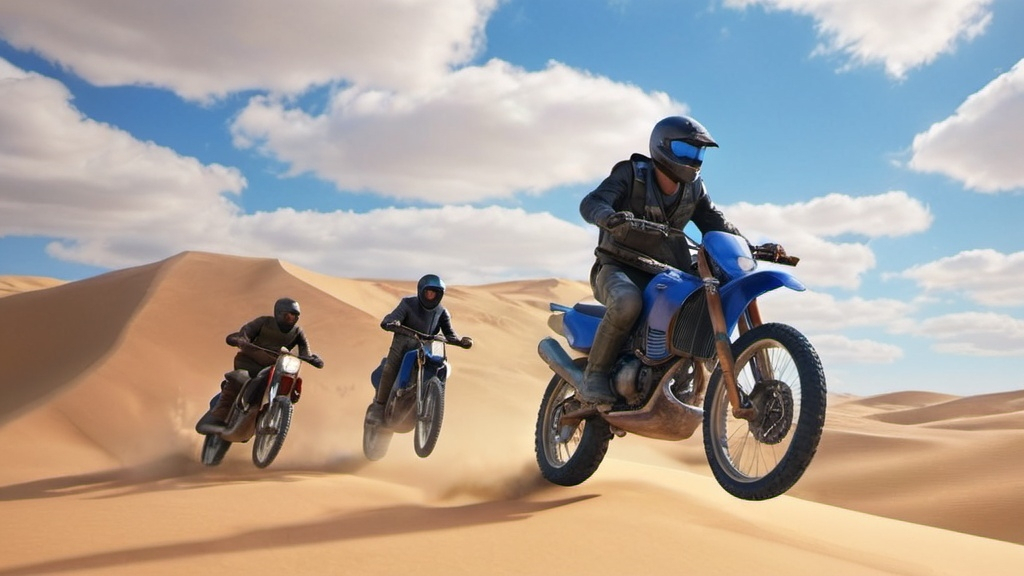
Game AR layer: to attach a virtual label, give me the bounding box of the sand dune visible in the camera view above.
[1,251,1022,575]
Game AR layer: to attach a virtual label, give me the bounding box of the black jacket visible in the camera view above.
[382,296,458,346]
[580,154,740,271]
[227,316,311,374]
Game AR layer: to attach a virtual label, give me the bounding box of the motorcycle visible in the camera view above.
[535,218,826,500]
[200,344,323,468]
[362,325,472,461]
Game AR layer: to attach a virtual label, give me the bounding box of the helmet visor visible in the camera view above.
[669,140,706,163]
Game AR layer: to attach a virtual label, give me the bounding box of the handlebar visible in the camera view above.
[243,342,323,366]
[750,243,800,266]
[620,216,800,267]
[384,323,473,349]
[625,217,689,239]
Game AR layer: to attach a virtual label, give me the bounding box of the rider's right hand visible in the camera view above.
[600,210,633,231]
[381,319,401,332]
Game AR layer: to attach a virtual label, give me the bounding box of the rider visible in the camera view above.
[366,274,472,425]
[195,297,324,433]
[577,115,744,404]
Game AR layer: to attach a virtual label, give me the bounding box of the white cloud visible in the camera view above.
[909,58,1024,193]
[0,0,499,100]
[725,0,992,79]
[0,61,246,260]
[0,58,594,283]
[900,249,1024,306]
[807,333,904,364]
[724,191,932,289]
[757,289,916,332]
[233,206,596,285]
[231,59,680,203]
[907,311,1024,356]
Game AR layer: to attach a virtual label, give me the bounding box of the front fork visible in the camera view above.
[697,247,759,421]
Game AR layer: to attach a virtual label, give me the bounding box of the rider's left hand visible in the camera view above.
[309,353,325,369]
[459,336,473,349]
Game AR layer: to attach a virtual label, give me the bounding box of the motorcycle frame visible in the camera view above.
[415,340,448,413]
[558,231,805,422]
[388,329,450,427]
[222,349,302,443]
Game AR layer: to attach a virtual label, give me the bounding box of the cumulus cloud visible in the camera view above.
[0,0,498,100]
[231,59,679,203]
[233,206,595,284]
[900,249,1024,306]
[908,59,1024,193]
[725,0,992,79]
[757,289,916,332]
[806,333,904,364]
[906,312,1024,356]
[0,58,594,283]
[724,191,932,289]
[0,60,246,264]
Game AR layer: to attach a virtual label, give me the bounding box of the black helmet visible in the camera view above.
[416,274,445,310]
[273,297,301,331]
[649,115,718,184]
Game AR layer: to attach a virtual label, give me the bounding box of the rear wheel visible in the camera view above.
[252,397,293,468]
[535,359,612,486]
[703,323,826,500]
[414,378,445,458]
[200,434,231,466]
[363,406,393,461]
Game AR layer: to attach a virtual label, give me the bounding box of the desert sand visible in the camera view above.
[1,251,1022,575]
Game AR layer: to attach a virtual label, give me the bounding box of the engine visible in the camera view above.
[612,357,663,407]
[612,355,701,408]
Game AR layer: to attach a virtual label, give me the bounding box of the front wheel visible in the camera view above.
[200,434,231,466]
[535,359,612,486]
[703,322,826,500]
[252,396,293,468]
[414,378,445,458]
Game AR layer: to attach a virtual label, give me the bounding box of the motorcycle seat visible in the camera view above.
[572,303,606,318]
[224,369,250,387]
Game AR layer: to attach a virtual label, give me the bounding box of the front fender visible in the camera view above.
[720,269,805,330]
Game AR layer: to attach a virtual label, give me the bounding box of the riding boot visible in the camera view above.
[367,346,403,425]
[195,377,243,434]
[578,320,627,404]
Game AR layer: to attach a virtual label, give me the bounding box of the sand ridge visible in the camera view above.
[1,251,1021,575]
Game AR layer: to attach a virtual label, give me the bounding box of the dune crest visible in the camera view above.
[1,251,1022,574]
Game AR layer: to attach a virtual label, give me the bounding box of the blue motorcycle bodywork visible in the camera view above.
[371,348,448,390]
[557,232,804,361]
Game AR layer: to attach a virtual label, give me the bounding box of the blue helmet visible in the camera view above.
[417,274,445,310]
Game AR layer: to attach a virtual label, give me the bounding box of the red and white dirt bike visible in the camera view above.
[200,344,322,468]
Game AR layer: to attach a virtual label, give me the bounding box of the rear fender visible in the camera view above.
[552,304,601,352]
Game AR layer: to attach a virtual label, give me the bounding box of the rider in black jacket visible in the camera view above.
[366,274,471,425]
[577,116,743,404]
[195,297,324,434]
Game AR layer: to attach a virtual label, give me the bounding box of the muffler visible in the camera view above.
[537,337,584,390]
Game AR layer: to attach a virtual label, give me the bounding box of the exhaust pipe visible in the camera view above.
[538,337,584,389]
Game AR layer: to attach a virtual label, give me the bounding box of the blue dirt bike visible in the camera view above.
[536,218,826,500]
[362,325,473,460]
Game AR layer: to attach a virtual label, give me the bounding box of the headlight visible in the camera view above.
[279,354,301,374]
[737,256,757,272]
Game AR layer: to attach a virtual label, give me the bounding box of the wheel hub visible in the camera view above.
[748,379,794,445]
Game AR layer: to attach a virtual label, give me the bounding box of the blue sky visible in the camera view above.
[0,0,1021,396]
